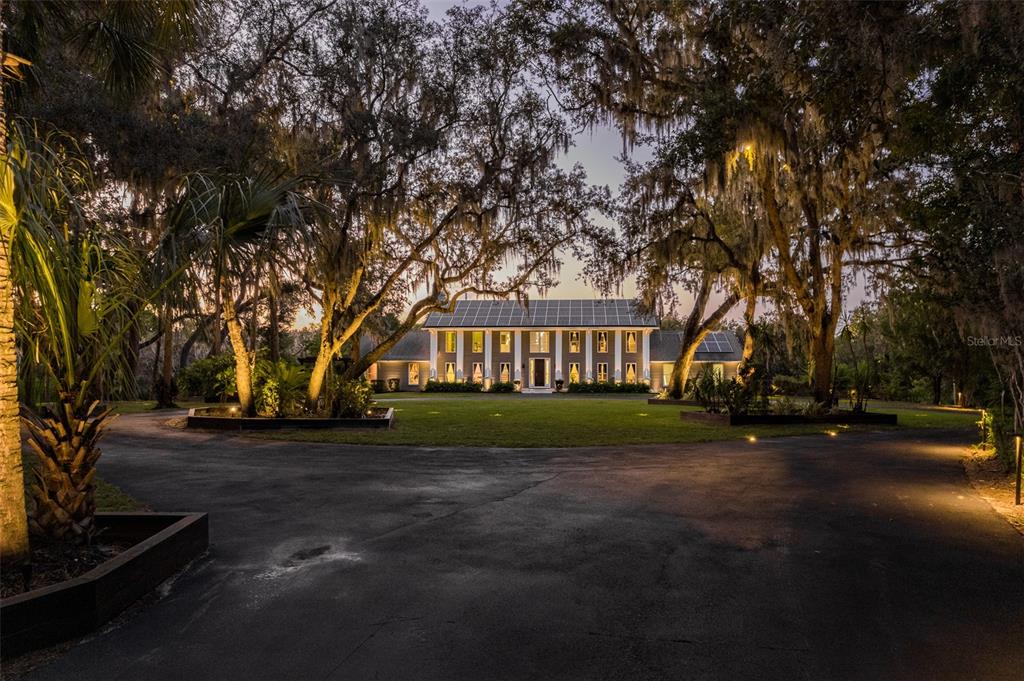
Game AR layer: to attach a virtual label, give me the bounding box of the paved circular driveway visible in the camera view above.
[21,414,1024,680]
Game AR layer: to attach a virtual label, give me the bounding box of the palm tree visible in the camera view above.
[166,172,309,416]
[0,0,200,561]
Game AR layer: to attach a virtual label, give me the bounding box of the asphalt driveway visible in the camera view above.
[20,414,1024,680]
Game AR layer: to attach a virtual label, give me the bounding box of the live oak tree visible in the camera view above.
[278,3,599,407]
[530,0,924,404]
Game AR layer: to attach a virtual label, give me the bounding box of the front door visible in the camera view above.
[530,358,549,388]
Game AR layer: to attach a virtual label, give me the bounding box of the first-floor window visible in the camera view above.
[499,362,511,382]
[569,362,580,383]
[445,362,456,382]
[597,362,608,382]
[472,362,483,383]
[408,363,420,385]
[625,362,637,383]
[713,363,725,380]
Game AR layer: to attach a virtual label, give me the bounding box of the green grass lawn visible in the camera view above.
[251,395,982,448]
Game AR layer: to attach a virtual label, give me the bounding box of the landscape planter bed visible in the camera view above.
[186,406,395,430]
[680,411,899,426]
[647,398,701,406]
[1,512,209,659]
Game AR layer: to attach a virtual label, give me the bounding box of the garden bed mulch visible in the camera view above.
[1,539,132,599]
[962,447,1024,535]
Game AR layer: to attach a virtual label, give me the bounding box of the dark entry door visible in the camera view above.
[532,359,546,387]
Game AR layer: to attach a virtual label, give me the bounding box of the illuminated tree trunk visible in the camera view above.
[809,324,836,406]
[222,280,255,415]
[0,21,31,564]
[667,276,740,399]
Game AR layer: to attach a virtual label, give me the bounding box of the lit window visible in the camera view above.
[445,332,457,353]
[626,331,637,353]
[499,331,511,352]
[597,362,608,382]
[408,363,420,385]
[529,331,549,352]
[472,362,483,383]
[569,331,581,353]
[445,362,456,382]
[597,331,608,352]
[713,363,725,380]
[499,362,510,382]
[662,364,672,385]
[626,362,637,383]
[472,331,483,353]
[569,362,580,383]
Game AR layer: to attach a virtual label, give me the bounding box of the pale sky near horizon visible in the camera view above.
[296,0,872,328]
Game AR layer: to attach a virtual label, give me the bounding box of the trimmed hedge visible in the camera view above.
[423,380,483,393]
[488,381,516,393]
[566,381,652,394]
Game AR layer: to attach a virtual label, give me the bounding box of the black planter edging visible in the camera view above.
[647,398,701,406]
[1,512,209,659]
[185,407,395,430]
[680,411,899,426]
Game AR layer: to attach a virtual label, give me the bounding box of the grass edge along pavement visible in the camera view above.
[240,396,980,448]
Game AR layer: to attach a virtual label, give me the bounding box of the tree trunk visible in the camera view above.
[0,211,30,564]
[268,269,280,363]
[739,287,757,374]
[222,281,255,415]
[155,305,176,407]
[809,329,835,406]
[307,349,332,411]
[931,374,942,405]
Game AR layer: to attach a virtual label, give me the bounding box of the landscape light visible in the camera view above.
[747,435,757,443]
[827,430,838,437]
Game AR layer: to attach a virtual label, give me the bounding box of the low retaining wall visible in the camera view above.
[680,411,899,426]
[2,512,209,658]
[186,407,395,430]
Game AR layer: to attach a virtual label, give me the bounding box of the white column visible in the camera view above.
[484,331,493,379]
[642,329,651,383]
[429,330,438,379]
[614,329,623,382]
[513,330,522,383]
[585,330,593,381]
[456,331,464,380]
[554,329,563,381]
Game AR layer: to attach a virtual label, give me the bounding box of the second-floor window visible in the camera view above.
[499,331,511,352]
[472,331,483,353]
[530,331,549,352]
[569,331,581,353]
[597,331,608,352]
[445,331,457,353]
[625,331,637,353]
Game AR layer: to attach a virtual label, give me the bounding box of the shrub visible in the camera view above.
[331,378,375,417]
[370,379,388,393]
[256,360,309,417]
[177,354,237,402]
[566,381,651,394]
[772,373,811,396]
[687,365,752,414]
[423,380,483,393]
[488,381,516,393]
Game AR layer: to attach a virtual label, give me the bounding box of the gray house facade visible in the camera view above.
[364,299,742,392]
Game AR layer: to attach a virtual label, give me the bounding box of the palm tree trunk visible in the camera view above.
[222,280,255,415]
[155,304,176,407]
[0,34,32,564]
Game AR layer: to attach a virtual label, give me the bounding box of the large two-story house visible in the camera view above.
[362,299,742,392]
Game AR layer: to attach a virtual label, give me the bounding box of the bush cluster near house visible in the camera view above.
[488,381,516,393]
[567,381,651,394]
[424,380,484,393]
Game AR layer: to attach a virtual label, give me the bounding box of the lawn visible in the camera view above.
[251,395,982,448]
